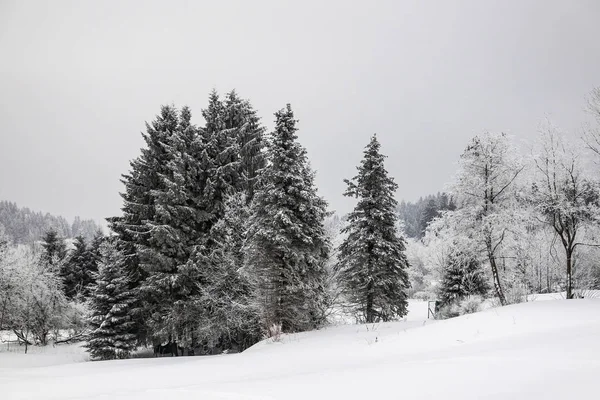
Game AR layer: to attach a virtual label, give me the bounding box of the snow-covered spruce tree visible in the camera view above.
[40,229,67,269]
[438,248,489,306]
[107,105,180,344]
[138,105,209,340]
[86,240,137,360]
[245,104,330,334]
[61,236,98,299]
[223,90,266,203]
[199,90,241,226]
[335,135,410,323]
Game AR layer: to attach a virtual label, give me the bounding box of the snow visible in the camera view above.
[2,299,599,399]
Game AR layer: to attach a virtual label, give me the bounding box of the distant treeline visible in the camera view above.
[397,193,456,239]
[0,200,101,244]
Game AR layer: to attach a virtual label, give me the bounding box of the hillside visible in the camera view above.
[1,299,598,399]
[0,200,101,244]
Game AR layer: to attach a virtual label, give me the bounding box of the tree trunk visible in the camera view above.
[486,238,506,305]
[366,281,374,323]
[566,250,573,299]
[489,254,506,305]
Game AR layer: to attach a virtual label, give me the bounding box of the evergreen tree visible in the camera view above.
[200,90,240,228]
[336,135,410,323]
[0,223,8,253]
[40,229,67,268]
[223,90,266,203]
[245,104,330,333]
[60,232,102,300]
[142,105,210,340]
[88,230,105,266]
[106,105,181,346]
[86,240,138,360]
[438,249,489,306]
[420,198,439,236]
[61,236,91,299]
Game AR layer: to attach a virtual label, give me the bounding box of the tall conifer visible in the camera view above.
[336,135,410,323]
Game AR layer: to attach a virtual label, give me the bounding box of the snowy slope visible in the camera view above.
[1,300,599,399]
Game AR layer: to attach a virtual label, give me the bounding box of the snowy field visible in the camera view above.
[1,299,599,399]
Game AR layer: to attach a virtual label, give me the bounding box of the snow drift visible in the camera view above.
[1,299,599,399]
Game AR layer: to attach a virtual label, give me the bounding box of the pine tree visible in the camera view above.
[61,236,89,299]
[142,105,210,340]
[336,135,410,323]
[0,223,8,254]
[245,104,330,333]
[86,240,138,360]
[420,198,439,236]
[40,229,67,268]
[200,90,240,228]
[438,249,489,306]
[108,105,180,342]
[61,233,102,300]
[223,90,266,203]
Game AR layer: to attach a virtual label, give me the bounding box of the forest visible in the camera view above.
[1,87,600,360]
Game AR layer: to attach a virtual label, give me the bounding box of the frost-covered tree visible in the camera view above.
[583,86,600,159]
[190,193,261,351]
[404,238,436,300]
[0,245,68,348]
[336,135,410,323]
[86,240,138,360]
[532,128,599,299]
[245,104,330,333]
[445,132,524,305]
[0,225,13,329]
[0,201,100,245]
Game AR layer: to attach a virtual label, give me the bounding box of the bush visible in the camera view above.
[459,295,482,315]
[435,303,460,320]
[435,296,483,320]
[505,284,528,305]
[267,323,282,342]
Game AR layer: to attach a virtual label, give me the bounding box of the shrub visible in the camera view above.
[435,303,460,320]
[459,295,482,315]
[267,323,282,342]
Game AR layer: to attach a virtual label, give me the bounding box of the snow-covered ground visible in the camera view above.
[2,299,599,399]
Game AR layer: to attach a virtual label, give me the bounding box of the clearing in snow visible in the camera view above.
[1,299,599,399]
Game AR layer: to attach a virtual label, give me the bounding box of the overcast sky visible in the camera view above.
[1,0,599,225]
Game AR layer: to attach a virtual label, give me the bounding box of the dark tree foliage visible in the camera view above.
[397,193,456,239]
[107,91,266,349]
[438,249,490,306]
[61,236,90,299]
[40,229,67,268]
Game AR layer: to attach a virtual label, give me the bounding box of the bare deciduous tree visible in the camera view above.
[533,128,598,299]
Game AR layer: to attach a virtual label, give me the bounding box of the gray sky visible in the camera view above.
[1,0,599,225]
